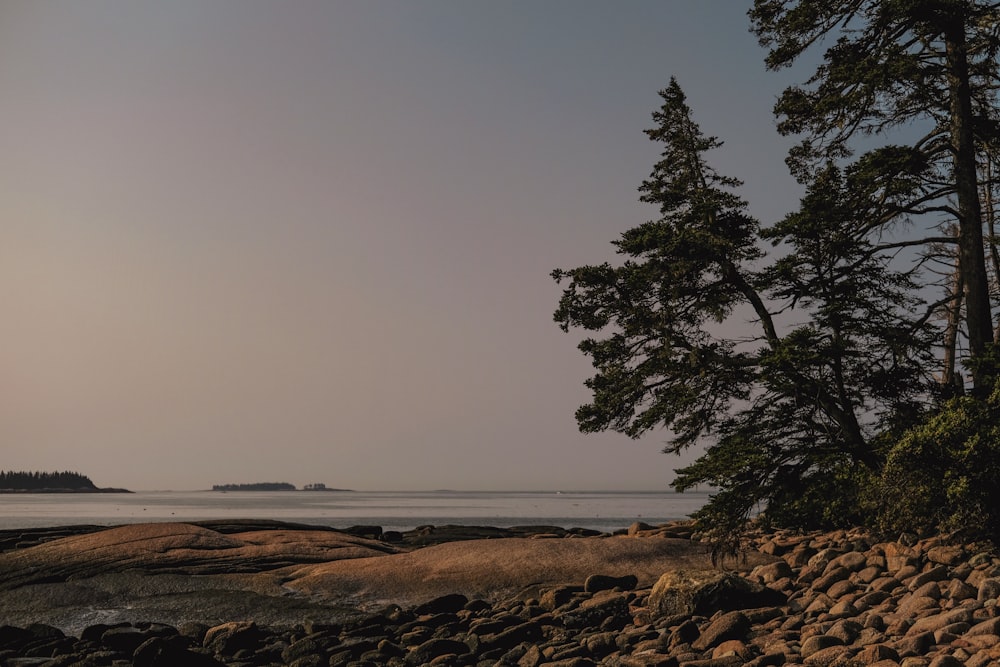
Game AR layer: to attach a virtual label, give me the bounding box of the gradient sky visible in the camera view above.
[0,1,805,491]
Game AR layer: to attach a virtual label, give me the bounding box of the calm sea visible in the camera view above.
[0,490,709,533]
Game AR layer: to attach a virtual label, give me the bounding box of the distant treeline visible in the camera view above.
[212,482,296,492]
[0,470,98,491]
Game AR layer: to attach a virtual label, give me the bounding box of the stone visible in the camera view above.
[858,644,900,663]
[826,619,862,644]
[803,645,852,666]
[203,621,262,656]
[712,638,750,659]
[406,638,471,665]
[133,635,224,667]
[800,634,844,658]
[812,566,851,592]
[910,566,949,589]
[414,593,469,615]
[584,573,638,593]
[892,631,935,657]
[827,599,859,619]
[691,611,751,651]
[926,546,965,566]
[966,617,1000,636]
[647,570,785,619]
[946,578,977,601]
[977,577,1000,601]
[752,561,793,585]
[907,608,972,635]
[826,579,857,600]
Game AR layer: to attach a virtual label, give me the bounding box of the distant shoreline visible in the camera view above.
[0,488,132,494]
[211,482,353,492]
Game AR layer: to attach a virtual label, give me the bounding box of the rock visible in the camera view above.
[830,551,868,572]
[414,593,469,615]
[892,631,935,657]
[800,634,843,658]
[584,573,638,592]
[540,585,579,610]
[647,570,785,618]
[203,621,262,656]
[977,577,1000,601]
[858,644,900,663]
[907,608,972,635]
[966,617,1000,636]
[561,590,631,630]
[926,546,965,566]
[133,635,224,667]
[692,611,751,651]
[406,638,471,664]
[803,645,852,666]
[812,566,851,592]
[752,561,793,585]
[910,565,949,589]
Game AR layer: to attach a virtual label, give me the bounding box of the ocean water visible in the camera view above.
[0,490,710,533]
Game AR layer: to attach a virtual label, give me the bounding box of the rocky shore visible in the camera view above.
[1,521,999,666]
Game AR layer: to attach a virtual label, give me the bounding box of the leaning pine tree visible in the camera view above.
[553,80,935,551]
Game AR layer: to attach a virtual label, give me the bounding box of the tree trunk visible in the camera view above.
[942,251,964,392]
[945,19,992,392]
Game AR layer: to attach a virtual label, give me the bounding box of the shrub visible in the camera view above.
[875,382,1000,541]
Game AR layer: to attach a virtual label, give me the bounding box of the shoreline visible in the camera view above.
[1,521,998,665]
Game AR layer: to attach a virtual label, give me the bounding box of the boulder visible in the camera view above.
[647,570,786,618]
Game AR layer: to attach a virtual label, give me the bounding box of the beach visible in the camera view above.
[1,520,999,665]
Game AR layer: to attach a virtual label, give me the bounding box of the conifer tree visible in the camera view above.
[750,0,1000,391]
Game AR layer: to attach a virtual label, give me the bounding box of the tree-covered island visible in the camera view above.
[0,471,130,493]
[554,1,1000,552]
[212,483,296,492]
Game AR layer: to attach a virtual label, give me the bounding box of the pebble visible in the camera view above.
[1,523,999,665]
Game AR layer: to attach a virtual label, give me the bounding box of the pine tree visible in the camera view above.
[750,0,1000,392]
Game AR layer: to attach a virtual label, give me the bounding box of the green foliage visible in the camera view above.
[553,1,1000,545]
[552,79,769,450]
[875,379,1000,541]
[554,79,934,546]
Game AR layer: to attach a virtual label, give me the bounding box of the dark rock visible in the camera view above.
[561,590,631,630]
[0,625,33,649]
[584,573,638,593]
[133,635,224,667]
[203,621,263,656]
[691,611,751,651]
[415,593,469,615]
[343,524,383,539]
[540,584,581,611]
[479,620,544,652]
[648,570,786,618]
[800,634,843,658]
[281,636,326,663]
[668,619,700,648]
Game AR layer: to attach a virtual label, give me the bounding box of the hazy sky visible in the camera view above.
[1,1,804,491]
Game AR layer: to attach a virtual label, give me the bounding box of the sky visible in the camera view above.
[0,1,805,491]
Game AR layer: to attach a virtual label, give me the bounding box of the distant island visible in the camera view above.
[0,470,131,494]
[212,482,352,492]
